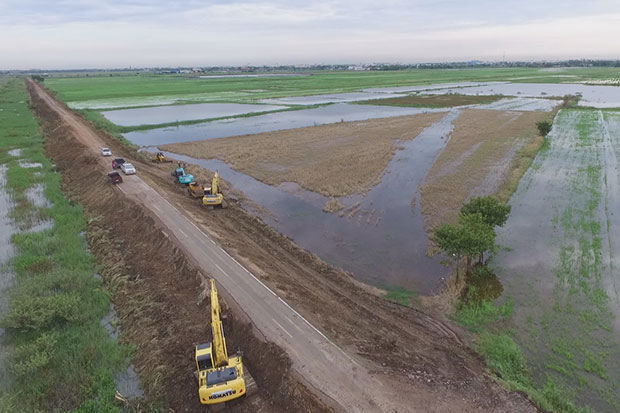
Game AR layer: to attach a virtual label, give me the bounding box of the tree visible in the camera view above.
[461,196,511,228]
[459,213,496,267]
[435,213,497,277]
[536,120,552,137]
[435,221,464,279]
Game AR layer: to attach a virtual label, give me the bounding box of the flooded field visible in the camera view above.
[67,91,265,110]
[125,103,446,146]
[260,91,407,105]
[474,97,561,112]
[493,109,620,411]
[0,165,16,389]
[102,102,288,126]
[157,110,460,292]
[424,83,620,108]
[362,81,504,94]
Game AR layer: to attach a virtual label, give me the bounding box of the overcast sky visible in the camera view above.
[2,0,619,69]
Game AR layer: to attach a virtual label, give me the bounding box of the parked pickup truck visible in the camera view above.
[112,158,125,169]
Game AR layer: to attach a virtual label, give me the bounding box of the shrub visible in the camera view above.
[537,120,552,137]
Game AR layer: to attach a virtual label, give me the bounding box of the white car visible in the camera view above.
[121,163,136,175]
[101,148,112,156]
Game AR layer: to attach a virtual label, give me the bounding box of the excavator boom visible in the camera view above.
[209,279,228,366]
[195,279,253,405]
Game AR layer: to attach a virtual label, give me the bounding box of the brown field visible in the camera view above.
[362,94,503,108]
[421,108,555,231]
[162,112,444,197]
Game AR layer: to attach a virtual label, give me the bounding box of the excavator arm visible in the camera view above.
[212,171,220,195]
[210,279,229,367]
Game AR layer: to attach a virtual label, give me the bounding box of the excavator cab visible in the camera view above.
[196,343,246,404]
[202,171,224,208]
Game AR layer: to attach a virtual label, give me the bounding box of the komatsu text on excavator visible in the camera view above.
[195,279,255,405]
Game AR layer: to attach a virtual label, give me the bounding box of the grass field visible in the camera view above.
[44,67,620,108]
[0,77,129,411]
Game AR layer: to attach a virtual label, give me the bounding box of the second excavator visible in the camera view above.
[195,279,255,405]
[202,171,224,208]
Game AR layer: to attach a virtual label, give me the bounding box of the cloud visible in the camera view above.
[1,0,619,68]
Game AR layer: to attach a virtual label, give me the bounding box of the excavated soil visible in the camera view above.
[162,112,444,197]
[29,81,539,412]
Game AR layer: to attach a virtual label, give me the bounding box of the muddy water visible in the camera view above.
[0,165,16,389]
[493,110,620,411]
[157,110,459,292]
[25,184,51,208]
[125,103,447,146]
[424,83,620,108]
[102,102,288,127]
[100,301,144,400]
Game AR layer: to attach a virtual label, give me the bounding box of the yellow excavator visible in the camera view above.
[152,152,172,163]
[195,279,254,405]
[202,171,224,208]
[188,181,206,198]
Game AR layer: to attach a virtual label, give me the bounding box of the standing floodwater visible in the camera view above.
[157,110,460,292]
[0,165,16,389]
[126,103,446,146]
[493,109,620,411]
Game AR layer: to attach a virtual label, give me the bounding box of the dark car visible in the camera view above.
[112,158,125,169]
[107,171,123,184]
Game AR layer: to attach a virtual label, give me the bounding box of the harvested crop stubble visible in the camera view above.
[163,112,444,197]
[421,108,555,231]
[361,94,503,108]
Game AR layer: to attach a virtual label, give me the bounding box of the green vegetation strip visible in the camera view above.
[456,294,587,412]
[0,77,128,411]
[44,67,620,106]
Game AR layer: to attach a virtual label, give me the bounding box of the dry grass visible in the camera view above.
[362,94,503,108]
[421,108,555,231]
[163,113,444,197]
[323,198,344,213]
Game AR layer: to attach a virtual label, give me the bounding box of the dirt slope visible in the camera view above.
[29,79,538,412]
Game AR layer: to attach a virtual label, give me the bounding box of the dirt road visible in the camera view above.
[29,82,413,412]
[29,79,539,412]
